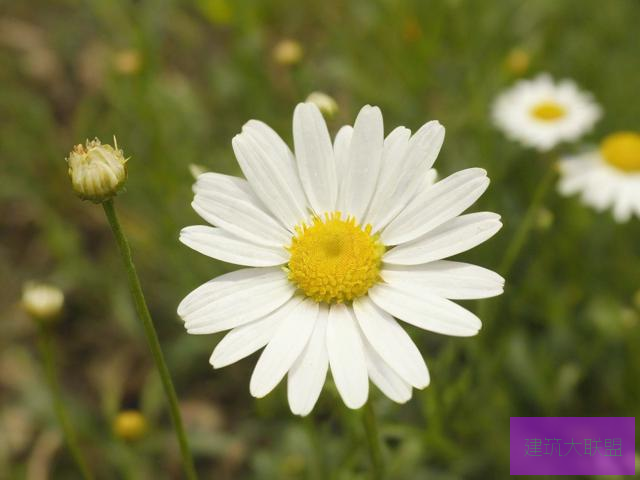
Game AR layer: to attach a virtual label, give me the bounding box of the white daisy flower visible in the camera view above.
[492,74,601,152]
[178,103,503,415]
[558,132,640,222]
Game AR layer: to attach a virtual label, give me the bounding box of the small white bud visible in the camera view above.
[306,92,338,118]
[66,138,127,202]
[22,282,64,322]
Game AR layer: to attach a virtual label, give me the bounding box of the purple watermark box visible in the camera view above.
[510,417,635,475]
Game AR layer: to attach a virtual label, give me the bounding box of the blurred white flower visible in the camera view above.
[22,282,64,322]
[558,132,640,222]
[66,138,127,202]
[178,103,503,415]
[492,74,601,152]
[305,91,338,118]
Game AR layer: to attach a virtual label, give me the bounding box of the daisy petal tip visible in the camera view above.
[344,397,368,410]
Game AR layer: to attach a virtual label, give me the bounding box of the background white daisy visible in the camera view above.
[558,132,640,222]
[178,103,503,415]
[492,74,601,152]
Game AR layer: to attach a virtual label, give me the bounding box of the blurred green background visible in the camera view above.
[1,0,639,478]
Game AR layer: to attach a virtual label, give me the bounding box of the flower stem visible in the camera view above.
[499,161,557,278]
[102,199,197,480]
[362,401,385,480]
[36,321,94,480]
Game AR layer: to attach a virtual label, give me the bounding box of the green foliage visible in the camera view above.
[1,0,639,478]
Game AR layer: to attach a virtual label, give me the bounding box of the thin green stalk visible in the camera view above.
[475,158,557,328]
[303,415,328,480]
[498,161,557,278]
[102,199,197,480]
[362,401,384,480]
[36,321,94,480]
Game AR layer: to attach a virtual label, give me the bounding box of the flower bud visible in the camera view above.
[22,282,64,323]
[66,138,127,203]
[505,48,531,76]
[272,39,303,66]
[113,410,147,441]
[306,92,338,118]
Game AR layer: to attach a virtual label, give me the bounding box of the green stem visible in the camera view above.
[362,401,384,480]
[102,199,197,480]
[498,161,557,278]
[303,415,327,480]
[36,321,94,480]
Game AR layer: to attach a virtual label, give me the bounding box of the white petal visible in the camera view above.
[209,297,304,368]
[337,105,384,221]
[354,297,429,388]
[363,340,413,404]
[178,268,295,334]
[232,121,309,230]
[381,168,489,245]
[369,121,445,232]
[192,173,291,247]
[381,261,504,300]
[383,212,502,265]
[363,126,411,229]
[333,125,353,180]
[293,103,337,214]
[250,299,319,398]
[180,226,289,267]
[326,304,369,409]
[287,305,329,416]
[368,283,482,337]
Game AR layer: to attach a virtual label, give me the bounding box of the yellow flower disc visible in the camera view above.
[287,213,384,304]
[600,132,640,172]
[530,101,566,121]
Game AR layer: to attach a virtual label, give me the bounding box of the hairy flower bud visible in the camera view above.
[306,91,338,118]
[67,138,127,202]
[22,282,64,322]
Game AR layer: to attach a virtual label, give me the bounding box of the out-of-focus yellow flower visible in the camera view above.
[505,48,531,76]
[22,282,64,323]
[66,138,128,203]
[113,49,141,75]
[197,0,233,25]
[272,39,303,66]
[113,410,147,441]
[305,92,338,118]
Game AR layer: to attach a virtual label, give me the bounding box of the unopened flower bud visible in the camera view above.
[306,92,338,118]
[66,138,127,203]
[113,410,147,441]
[272,39,303,66]
[22,282,64,322]
[505,48,531,76]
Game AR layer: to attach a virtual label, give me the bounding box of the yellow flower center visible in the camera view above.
[287,213,384,304]
[600,132,640,172]
[530,101,566,121]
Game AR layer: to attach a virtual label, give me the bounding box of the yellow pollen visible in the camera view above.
[530,101,566,121]
[600,132,640,173]
[286,212,384,304]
